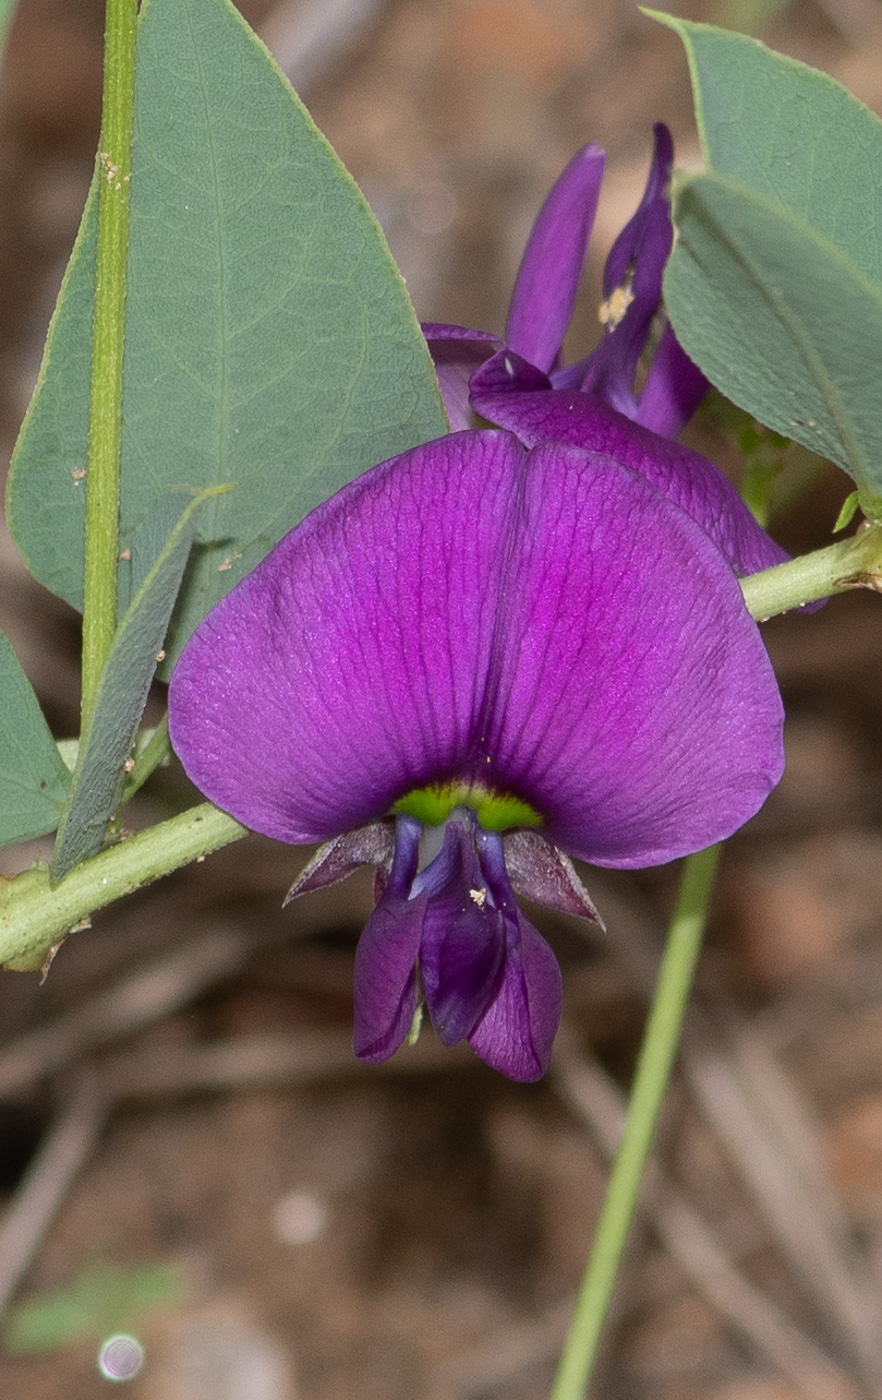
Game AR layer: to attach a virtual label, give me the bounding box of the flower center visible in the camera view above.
[393,781,541,831]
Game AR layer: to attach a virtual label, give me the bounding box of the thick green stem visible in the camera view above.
[81,0,137,723]
[0,803,246,972]
[550,843,721,1400]
[741,521,882,619]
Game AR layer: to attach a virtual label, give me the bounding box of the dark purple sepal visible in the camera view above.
[283,820,394,904]
[503,830,604,928]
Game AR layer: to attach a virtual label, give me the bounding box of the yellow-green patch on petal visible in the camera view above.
[394,783,542,832]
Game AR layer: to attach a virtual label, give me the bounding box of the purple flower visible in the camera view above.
[424,127,788,580]
[169,430,784,1081]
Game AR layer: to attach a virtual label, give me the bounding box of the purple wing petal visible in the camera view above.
[481,442,785,868]
[169,431,525,841]
[505,145,606,374]
[461,829,563,1081]
[579,124,674,415]
[467,910,563,1081]
[637,321,709,439]
[352,813,424,1064]
[422,323,503,429]
[352,893,425,1063]
[469,378,788,576]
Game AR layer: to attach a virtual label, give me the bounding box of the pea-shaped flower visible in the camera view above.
[424,126,787,579]
[169,431,784,1080]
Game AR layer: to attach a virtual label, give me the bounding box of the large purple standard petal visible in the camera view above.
[469,366,787,577]
[504,144,606,374]
[481,441,785,866]
[170,429,783,875]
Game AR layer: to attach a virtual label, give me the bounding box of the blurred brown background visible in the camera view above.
[2,1,882,1397]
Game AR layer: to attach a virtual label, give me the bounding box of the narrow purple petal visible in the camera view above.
[637,322,709,439]
[169,432,524,841]
[467,911,563,1081]
[480,442,785,867]
[422,323,503,429]
[602,124,673,294]
[468,380,788,576]
[579,125,674,413]
[505,145,606,374]
[418,822,506,1044]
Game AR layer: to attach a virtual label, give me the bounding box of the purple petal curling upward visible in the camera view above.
[636,322,709,439]
[170,429,783,874]
[504,143,605,373]
[577,124,674,416]
[421,325,502,429]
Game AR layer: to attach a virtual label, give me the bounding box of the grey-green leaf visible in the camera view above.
[9,0,447,668]
[648,11,882,498]
[665,172,882,496]
[650,13,882,286]
[51,489,217,881]
[0,631,70,846]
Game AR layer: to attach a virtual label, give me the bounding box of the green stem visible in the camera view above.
[741,521,882,619]
[121,716,170,804]
[81,0,137,724]
[0,802,246,972]
[0,0,16,72]
[550,843,722,1400]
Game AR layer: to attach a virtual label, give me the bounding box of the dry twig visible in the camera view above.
[590,875,882,1394]
[0,1075,106,1316]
